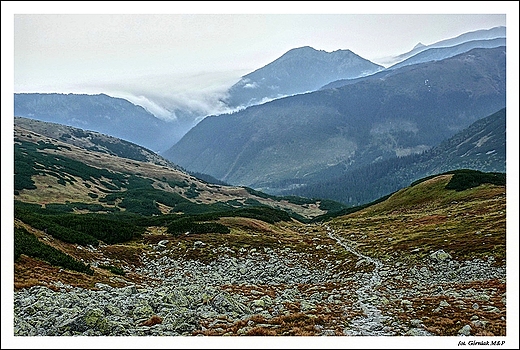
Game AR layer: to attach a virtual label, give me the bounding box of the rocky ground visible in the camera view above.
[13,221,506,338]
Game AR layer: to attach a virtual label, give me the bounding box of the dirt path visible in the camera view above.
[325,224,395,335]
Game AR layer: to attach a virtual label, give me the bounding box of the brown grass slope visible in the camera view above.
[14,122,328,218]
[328,174,506,264]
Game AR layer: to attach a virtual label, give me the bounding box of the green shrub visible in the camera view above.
[99,264,125,276]
[445,169,505,191]
[167,219,230,235]
[14,227,93,275]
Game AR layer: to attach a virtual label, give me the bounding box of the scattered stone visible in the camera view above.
[410,319,422,327]
[193,241,206,248]
[157,240,169,248]
[13,230,505,337]
[406,328,431,336]
[401,300,413,307]
[439,300,450,308]
[458,325,471,336]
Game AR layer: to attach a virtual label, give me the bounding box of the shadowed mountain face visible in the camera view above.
[14,93,181,153]
[164,47,506,192]
[278,108,506,205]
[223,46,384,108]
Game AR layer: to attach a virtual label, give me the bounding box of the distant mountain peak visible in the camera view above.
[391,26,506,65]
[282,46,355,58]
[223,46,383,108]
[288,45,316,52]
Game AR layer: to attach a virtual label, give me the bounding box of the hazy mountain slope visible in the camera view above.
[388,26,505,65]
[322,37,506,90]
[387,37,506,70]
[280,108,506,205]
[223,46,384,108]
[14,93,181,153]
[164,47,506,190]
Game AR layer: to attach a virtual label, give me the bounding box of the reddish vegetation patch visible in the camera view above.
[14,255,127,291]
[220,217,275,233]
[413,215,447,225]
[193,282,361,336]
[390,279,506,336]
[102,244,144,266]
[139,315,163,327]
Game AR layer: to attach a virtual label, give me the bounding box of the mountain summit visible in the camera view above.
[223,46,384,108]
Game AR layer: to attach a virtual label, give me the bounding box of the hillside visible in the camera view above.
[164,47,506,190]
[14,116,180,169]
[14,93,181,153]
[14,121,342,220]
[13,170,506,336]
[279,108,506,205]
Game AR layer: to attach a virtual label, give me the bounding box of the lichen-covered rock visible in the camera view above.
[132,302,154,321]
[429,249,452,262]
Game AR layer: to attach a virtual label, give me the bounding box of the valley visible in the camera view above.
[10,23,511,342]
[14,173,506,336]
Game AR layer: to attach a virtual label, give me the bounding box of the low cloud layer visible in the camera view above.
[95,70,249,122]
[15,69,250,139]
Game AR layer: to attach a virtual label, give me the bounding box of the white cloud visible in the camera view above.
[243,82,259,89]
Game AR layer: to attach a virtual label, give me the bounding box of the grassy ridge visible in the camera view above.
[329,172,506,263]
[316,169,506,222]
[410,169,505,190]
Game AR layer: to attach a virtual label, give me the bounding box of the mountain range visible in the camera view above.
[385,25,506,66]
[14,93,182,153]
[277,108,506,205]
[13,26,508,206]
[11,25,510,338]
[164,46,506,200]
[387,37,506,71]
[12,118,507,335]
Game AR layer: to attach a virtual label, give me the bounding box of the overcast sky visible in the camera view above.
[4,2,516,120]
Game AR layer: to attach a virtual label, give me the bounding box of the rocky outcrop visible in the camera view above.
[13,237,505,336]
